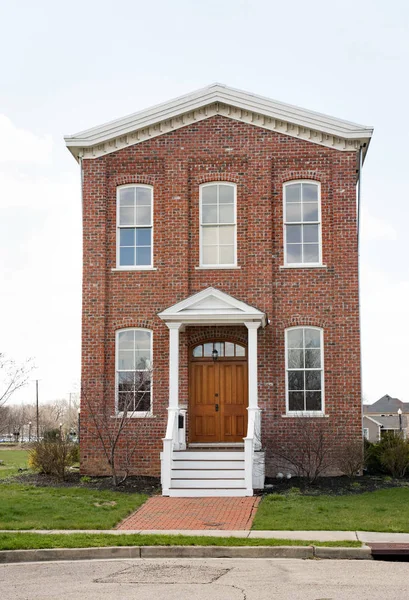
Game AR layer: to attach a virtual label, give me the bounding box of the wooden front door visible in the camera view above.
[189,342,248,443]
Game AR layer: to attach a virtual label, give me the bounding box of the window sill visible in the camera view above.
[279,264,327,270]
[111,267,157,272]
[112,412,155,419]
[195,266,241,270]
[281,413,329,418]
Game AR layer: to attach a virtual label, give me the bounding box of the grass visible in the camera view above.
[0,448,29,479]
[0,483,147,530]
[0,532,361,550]
[253,487,409,532]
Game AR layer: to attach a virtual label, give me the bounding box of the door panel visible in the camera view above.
[189,359,248,443]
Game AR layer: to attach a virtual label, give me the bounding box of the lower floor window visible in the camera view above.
[286,327,323,413]
[116,328,152,413]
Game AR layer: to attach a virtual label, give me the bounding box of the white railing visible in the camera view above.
[161,407,186,495]
[244,407,262,494]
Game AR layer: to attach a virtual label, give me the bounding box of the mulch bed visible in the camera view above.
[4,471,161,495]
[263,475,409,496]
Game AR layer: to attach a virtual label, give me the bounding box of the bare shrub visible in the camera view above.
[379,433,409,478]
[29,439,78,480]
[336,440,365,478]
[269,417,334,483]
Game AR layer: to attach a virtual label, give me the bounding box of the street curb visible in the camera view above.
[0,545,372,563]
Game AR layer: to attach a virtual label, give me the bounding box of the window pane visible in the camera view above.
[136,205,151,226]
[286,244,302,264]
[202,226,218,244]
[219,185,234,204]
[202,185,217,204]
[288,370,304,391]
[118,372,134,392]
[120,206,135,226]
[120,228,135,246]
[287,329,303,348]
[288,349,304,368]
[136,390,151,412]
[193,345,203,357]
[135,330,151,349]
[136,246,151,266]
[225,342,235,357]
[202,246,218,264]
[286,184,301,203]
[305,370,321,390]
[303,203,318,222]
[203,343,213,357]
[303,224,319,243]
[202,205,218,224]
[219,245,234,265]
[119,188,135,206]
[118,330,134,350]
[286,203,302,222]
[305,349,321,368]
[135,188,152,206]
[120,247,135,266]
[214,342,224,357]
[236,344,245,357]
[305,329,321,349]
[304,244,319,263]
[306,391,321,411]
[219,204,234,224]
[135,228,151,246]
[118,392,132,413]
[289,391,304,411]
[219,225,235,245]
[118,350,134,370]
[135,351,150,369]
[286,225,302,243]
[302,183,318,202]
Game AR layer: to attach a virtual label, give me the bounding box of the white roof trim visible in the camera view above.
[363,415,382,427]
[65,83,373,161]
[158,287,266,327]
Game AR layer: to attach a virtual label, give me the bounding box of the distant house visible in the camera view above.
[363,395,409,442]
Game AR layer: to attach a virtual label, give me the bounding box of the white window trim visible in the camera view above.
[115,327,153,417]
[285,326,325,416]
[199,182,237,268]
[283,180,322,268]
[116,184,154,270]
[363,428,369,440]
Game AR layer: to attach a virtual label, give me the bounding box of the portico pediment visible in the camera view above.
[158,287,266,327]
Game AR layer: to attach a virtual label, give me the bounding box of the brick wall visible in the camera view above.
[80,115,361,477]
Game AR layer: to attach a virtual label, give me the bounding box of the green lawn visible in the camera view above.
[0,483,147,530]
[253,488,409,532]
[0,448,29,479]
[0,532,361,550]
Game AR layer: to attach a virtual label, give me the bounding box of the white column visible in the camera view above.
[245,321,261,409]
[167,322,183,409]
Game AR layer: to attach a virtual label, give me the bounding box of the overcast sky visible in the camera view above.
[1,0,408,406]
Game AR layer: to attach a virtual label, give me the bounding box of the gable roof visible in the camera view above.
[157,286,266,326]
[64,83,373,161]
[364,395,409,414]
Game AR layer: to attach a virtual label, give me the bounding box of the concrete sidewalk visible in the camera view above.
[1,529,408,543]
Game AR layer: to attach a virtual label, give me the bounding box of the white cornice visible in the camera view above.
[64,83,373,161]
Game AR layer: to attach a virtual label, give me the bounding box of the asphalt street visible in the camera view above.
[1,557,409,599]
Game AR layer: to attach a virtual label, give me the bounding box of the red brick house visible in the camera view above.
[65,84,373,496]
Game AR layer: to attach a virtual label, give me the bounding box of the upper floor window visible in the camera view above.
[284,181,321,266]
[286,327,324,414]
[117,185,153,268]
[116,328,152,414]
[200,183,236,267]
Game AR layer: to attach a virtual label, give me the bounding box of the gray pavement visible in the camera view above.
[1,557,409,599]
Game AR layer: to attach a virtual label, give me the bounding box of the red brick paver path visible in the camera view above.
[117,496,260,531]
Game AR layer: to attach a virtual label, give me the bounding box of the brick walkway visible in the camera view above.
[117,496,260,531]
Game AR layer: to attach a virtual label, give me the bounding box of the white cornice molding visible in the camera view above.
[65,83,373,161]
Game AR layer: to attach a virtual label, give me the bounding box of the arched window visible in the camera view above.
[285,327,324,414]
[200,182,237,267]
[116,328,152,414]
[284,181,321,266]
[117,185,153,268]
[192,341,246,359]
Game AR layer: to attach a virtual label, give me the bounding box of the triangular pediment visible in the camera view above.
[158,287,266,326]
[65,83,373,161]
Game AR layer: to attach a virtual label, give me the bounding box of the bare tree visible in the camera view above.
[268,417,336,483]
[82,369,152,486]
[0,353,34,409]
